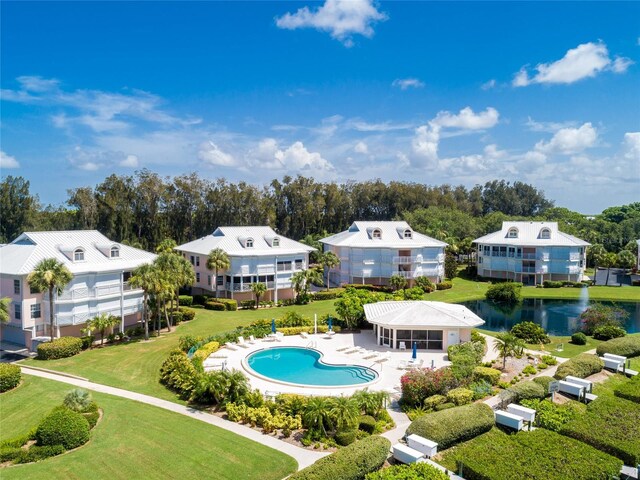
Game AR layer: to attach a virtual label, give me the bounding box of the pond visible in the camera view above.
[462,297,640,336]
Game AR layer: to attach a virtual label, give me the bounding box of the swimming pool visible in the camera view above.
[245,347,379,387]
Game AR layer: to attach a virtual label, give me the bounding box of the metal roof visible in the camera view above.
[364,301,485,328]
[175,226,315,257]
[321,221,447,248]
[473,221,590,247]
[0,231,156,275]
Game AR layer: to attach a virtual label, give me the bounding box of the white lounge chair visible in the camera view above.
[248,335,257,344]
[300,331,309,339]
[237,336,250,348]
[362,350,379,360]
[398,360,409,370]
[375,352,391,363]
[346,346,364,354]
[263,334,276,342]
[336,345,351,352]
[408,359,424,369]
[225,342,238,351]
[275,332,284,342]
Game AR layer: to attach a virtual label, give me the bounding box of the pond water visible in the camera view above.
[462,297,640,336]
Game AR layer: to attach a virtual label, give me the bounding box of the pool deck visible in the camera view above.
[206,330,455,397]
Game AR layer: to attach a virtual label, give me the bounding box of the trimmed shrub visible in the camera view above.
[192,294,207,305]
[448,341,484,364]
[178,295,193,306]
[541,354,558,366]
[614,376,640,403]
[63,389,93,412]
[561,395,640,466]
[400,367,457,407]
[204,300,225,311]
[178,334,203,352]
[288,436,391,480]
[532,375,555,393]
[435,281,452,290]
[13,444,67,464]
[193,341,220,361]
[0,446,22,462]
[80,335,94,350]
[522,365,537,375]
[37,336,83,360]
[334,429,358,446]
[449,427,622,480]
[592,325,626,341]
[485,282,522,304]
[435,402,455,411]
[570,332,587,345]
[507,380,546,401]
[312,289,345,301]
[217,298,238,311]
[520,398,585,432]
[178,307,196,321]
[543,280,563,288]
[423,394,447,410]
[469,380,493,400]
[472,366,501,385]
[277,325,340,336]
[240,300,256,309]
[0,363,21,392]
[446,387,474,406]
[358,415,377,434]
[159,350,198,398]
[365,462,449,480]
[554,353,603,380]
[596,335,640,358]
[510,321,550,344]
[406,403,494,450]
[36,406,90,449]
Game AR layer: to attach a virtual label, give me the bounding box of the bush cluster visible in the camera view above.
[36,406,90,450]
[554,353,603,380]
[485,282,522,304]
[289,436,391,480]
[204,300,226,311]
[532,375,555,393]
[225,403,302,435]
[334,429,358,446]
[406,403,494,450]
[358,415,377,434]
[37,336,83,360]
[446,387,474,406]
[542,280,563,288]
[0,363,21,392]
[510,321,550,344]
[472,366,501,385]
[449,427,622,480]
[414,276,435,293]
[435,281,452,290]
[365,462,449,480]
[570,332,587,345]
[593,324,626,340]
[596,335,640,357]
[520,398,585,432]
[0,444,67,464]
[159,350,198,398]
[579,303,628,336]
[400,367,457,407]
[312,289,345,301]
[506,380,546,402]
[178,295,193,306]
[193,341,220,361]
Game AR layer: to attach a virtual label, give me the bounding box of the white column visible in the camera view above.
[120,271,125,333]
[392,328,397,350]
[273,256,278,304]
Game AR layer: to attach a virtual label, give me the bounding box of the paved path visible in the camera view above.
[381,401,411,444]
[20,366,329,471]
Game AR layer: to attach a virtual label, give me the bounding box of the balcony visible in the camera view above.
[538,253,550,261]
[567,266,582,274]
[46,284,142,302]
[395,271,413,279]
[257,265,275,275]
[569,253,581,262]
[393,256,415,264]
[56,305,139,326]
[225,282,275,292]
[522,253,537,260]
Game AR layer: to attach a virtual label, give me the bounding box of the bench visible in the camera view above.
[392,443,424,464]
[558,380,585,399]
[495,410,524,431]
[507,404,536,424]
[603,353,627,371]
[565,376,593,393]
[406,434,438,458]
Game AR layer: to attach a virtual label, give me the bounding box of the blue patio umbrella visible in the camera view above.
[328,316,333,332]
[412,341,417,360]
[271,318,276,334]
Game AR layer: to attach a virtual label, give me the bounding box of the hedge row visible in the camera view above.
[193,341,220,361]
[405,403,494,450]
[596,335,640,358]
[365,463,449,480]
[554,353,603,380]
[450,428,622,480]
[614,375,640,403]
[289,436,391,480]
[277,325,341,336]
[312,289,345,301]
[37,337,83,360]
[560,395,640,466]
[0,364,21,392]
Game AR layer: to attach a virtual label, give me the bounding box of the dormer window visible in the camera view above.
[110,246,120,258]
[246,238,254,248]
[540,228,551,239]
[507,228,518,238]
[403,229,412,239]
[372,229,382,239]
[74,248,85,261]
[272,238,280,247]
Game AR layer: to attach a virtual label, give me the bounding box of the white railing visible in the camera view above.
[538,253,550,261]
[362,259,376,265]
[537,266,549,274]
[567,266,582,274]
[94,284,121,297]
[419,268,440,277]
[522,253,537,259]
[393,256,415,264]
[257,265,275,275]
[395,271,413,279]
[569,253,581,262]
[47,284,142,302]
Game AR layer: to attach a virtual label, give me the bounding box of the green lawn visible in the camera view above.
[0,375,296,480]
[425,277,489,302]
[522,285,640,302]
[20,301,338,402]
[524,335,603,358]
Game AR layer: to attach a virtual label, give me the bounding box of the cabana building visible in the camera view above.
[363,301,485,351]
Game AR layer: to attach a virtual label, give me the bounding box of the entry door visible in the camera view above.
[447,330,459,347]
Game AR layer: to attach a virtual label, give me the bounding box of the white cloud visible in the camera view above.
[432,107,499,130]
[525,117,579,133]
[249,138,335,175]
[0,151,20,169]
[78,162,100,171]
[275,0,387,47]
[392,78,425,90]
[623,132,640,160]
[198,141,236,167]
[412,124,440,166]
[481,79,496,90]
[119,154,139,168]
[354,141,369,154]
[513,42,633,86]
[347,119,415,132]
[534,122,597,155]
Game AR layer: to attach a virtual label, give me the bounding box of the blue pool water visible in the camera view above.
[246,347,378,386]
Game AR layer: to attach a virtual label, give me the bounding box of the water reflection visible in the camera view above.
[462,299,640,336]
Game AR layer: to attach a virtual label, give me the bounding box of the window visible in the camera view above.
[14,304,21,320]
[491,246,500,257]
[196,256,200,267]
[110,246,120,258]
[540,228,551,239]
[295,259,303,270]
[508,247,515,258]
[246,238,254,248]
[74,248,85,261]
[190,255,195,265]
[372,229,382,239]
[478,257,483,264]
[507,228,518,238]
[217,275,224,286]
[196,272,200,283]
[31,303,41,319]
[272,238,280,247]
[123,271,132,282]
[13,279,20,295]
[277,261,290,271]
[207,275,211,286]
[403,229,412,239]
[29,283,41,294]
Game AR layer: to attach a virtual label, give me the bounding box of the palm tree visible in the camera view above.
[303,397,333,436]
[250,282,267,309]
[223,369,250,404]
[155,238,177,254]
[602,252,617,286]
[129,263,155,340]
[207,248,230,298]
[0,297,10,324]
[154,253,195,330]
[589,244,606,285]
[493,332,524,370]
[84,313,120,345]
[291,268,323,301]
[319,251,340,290]
[329,396,359,430]
[27,258,73,341]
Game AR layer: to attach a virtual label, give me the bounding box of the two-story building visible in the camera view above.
[0,231,156,348]
[175,226,315,302]
[320,221,447,287]
[473,221,589,285]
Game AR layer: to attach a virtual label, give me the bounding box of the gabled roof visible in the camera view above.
[473,221,590,247]
[175,226,315,257]
[0,231,156,275]
[321,221,447,248]
[364,301,485,328]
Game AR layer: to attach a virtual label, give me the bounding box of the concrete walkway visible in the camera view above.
[381,400,411,444]
[20,366,329,470]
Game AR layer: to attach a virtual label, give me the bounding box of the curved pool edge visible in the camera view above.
[241,346,382,390]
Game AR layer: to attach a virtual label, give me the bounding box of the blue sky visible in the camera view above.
[1,1,639,213]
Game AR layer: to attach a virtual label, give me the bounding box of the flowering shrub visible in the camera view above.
[401,367,457,407]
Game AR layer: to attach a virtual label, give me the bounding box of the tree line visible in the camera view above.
[1,172,638,261]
